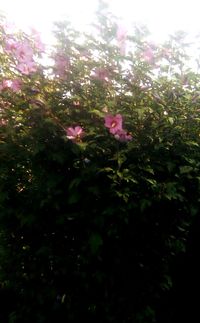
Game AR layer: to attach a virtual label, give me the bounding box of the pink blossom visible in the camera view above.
[104,114,123,134]
[30,28,45,52]
[3,22,17,34]
[4,38,36,75]
[14,41,34,63]
[4,38,18,53]
[0,80,12,91]
[73,101,80,106]
[116,25,127,55]
[66,126,84,142]
[34,36,45,52]
[0,79,22,92]
[5,39,33,61]
[4,39,36,71]
[114,129,132,142]
[142,47,154,63]
[0,118,7,126]
[116,25,127,43]
[10,79,22,92]
[17,61,37,75]
[119,42,126,55]
[54,54,70,78]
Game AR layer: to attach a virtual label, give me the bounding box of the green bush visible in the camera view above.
[0,2,200,322]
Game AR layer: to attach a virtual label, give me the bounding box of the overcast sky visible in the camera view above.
[1,0,200,43]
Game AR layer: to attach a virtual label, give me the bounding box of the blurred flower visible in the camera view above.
[5,38,34,62]
[73,101,80,106]
[54,54,70,78]
[14,41,34,62]
[0,78,22,92]
[66,126,84,142]
[102,106,108,113]
[4,37,37,75]
[0,118,7,126]
[116,24,127,55]
[114,129,132,142]
[142,47,154,63]
[3,22,17,34]
[104,114,123,134]
[4,38,18,53]
[116,25,127,43]
[10,79,22,92]
[17,61,37,75]
[30,28,45,52]
[0,80,12,90]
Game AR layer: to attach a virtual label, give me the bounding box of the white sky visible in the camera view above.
[1,0,200,43]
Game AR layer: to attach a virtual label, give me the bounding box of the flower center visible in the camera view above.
[111,121,117,128]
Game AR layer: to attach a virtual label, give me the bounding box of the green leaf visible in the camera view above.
[89,233,103,254]
[185,141,199,147]
[90,109,104,117]
[140,199,152,212]
[67,192,80,204]
[168,116,174,125]
[145,178,157,186]
[179,165,193,174]
[68,177,82,190]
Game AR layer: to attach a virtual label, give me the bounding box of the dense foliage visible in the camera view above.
[1,1,200,322]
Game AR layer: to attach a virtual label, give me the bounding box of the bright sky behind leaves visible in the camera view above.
[1,0,200,43]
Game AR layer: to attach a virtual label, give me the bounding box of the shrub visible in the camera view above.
[0,2,200,322]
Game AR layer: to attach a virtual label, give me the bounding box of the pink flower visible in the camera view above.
[116,25,127,55]
[17,61,37,75]
[142,47,154,63]
[0,79,22,92]
[104,114,132,142]
[0,118,7,126]
[66,126,84,142]
[3,22,17,34]
[116,25,127,43]
[73,101,80,106]
[4,38,36,73]
[34,37,45,52]
[0,80,12,91]
[114,129,132,142]
[104,114,123,134]
[30,28,45,52]
[119,43,126,55]
[10,79,22,92]
[14,41,34,63]
[54,54,70,78]
[4,38,18,53]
